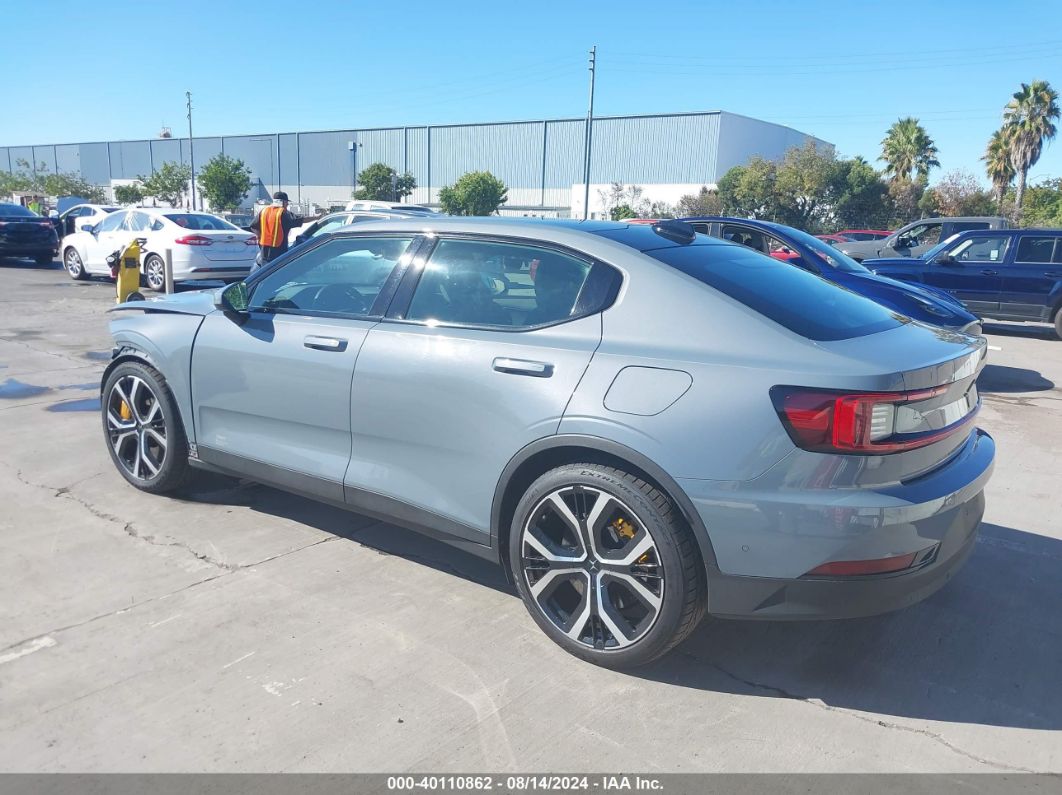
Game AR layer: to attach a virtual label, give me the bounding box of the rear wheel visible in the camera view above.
[63,248,85,279]
[35,253,54,266]
[1054,306,1062,340]
[143,254,166,292]
[510,463,707,668]
[102,361,191,494]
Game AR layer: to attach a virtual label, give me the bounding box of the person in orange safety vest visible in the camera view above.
[249,191,304,269]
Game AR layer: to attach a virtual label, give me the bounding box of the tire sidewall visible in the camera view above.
[64,248,84,279]
[509,464,695,668]
[101,361,188,493]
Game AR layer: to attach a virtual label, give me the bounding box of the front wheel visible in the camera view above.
[510,463,707,668]
[63,248,85,279]
[101,361,191,494]
[143,254,166,292]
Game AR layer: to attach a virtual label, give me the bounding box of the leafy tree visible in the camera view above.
[197,154,252,211]
[1017,177,1062,227]
[610,203,637,220]
[2,159,105,203]
[1002,80,1060,208]
[718,157,780,219]
[880,117,939,182]
[676,186,721,217]
[645,201,675,219]
[832,157,891,230]
[886,178,926,227]
[0,169,33,195]
[353,162,416,201]
[919,170,995,217]
[438,171,508,215]
[113,184,145,205]
[982,128,1015,209]
[138,162,192,208]
[773,141,842,231]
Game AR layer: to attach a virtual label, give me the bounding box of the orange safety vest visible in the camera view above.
[258,206,286,248]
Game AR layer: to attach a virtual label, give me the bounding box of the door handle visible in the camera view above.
[980,269,998,276]
[304,335,347,351]
[493,357,554,377]
[1044,271,1061,278]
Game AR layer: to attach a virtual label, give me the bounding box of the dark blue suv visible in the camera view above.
[680,216,982,335]
[864,229,1062,339]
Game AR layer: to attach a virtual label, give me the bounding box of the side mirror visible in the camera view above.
[934,253,957,265]
[215,281,249,314]
[82,224,96,235]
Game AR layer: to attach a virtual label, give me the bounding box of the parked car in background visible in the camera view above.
[816,233,851,248]
[681,216,982,334]
[839,217,1010,262]
[221,213,255,231]
[101,217,992,667]
[865,228,1062,339]
[56,203,120,239]
[62,208,257,290]
[289,209,442,247]
[0,203,59,265]
[344,200,438,214]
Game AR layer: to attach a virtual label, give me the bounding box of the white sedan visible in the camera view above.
[56,203,120,238]
[62,208,258,290]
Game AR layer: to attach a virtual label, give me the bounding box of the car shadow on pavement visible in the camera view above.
[640,522,1062,731]
[977,364,1055,393]
[0,257,62,271]
[183,476,513,595]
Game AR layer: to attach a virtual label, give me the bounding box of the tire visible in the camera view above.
[35,253,54,266]
[509,463,707,668]
[143,254,166,292]
[1054,307,1062,341]
[63,248,86,280]
[101,360,191,494]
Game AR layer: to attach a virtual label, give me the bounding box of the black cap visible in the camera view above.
[273,191,289,201]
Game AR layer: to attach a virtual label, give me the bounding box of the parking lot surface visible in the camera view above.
[1,258,1059,773]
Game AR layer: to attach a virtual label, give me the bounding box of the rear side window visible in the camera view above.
[1015,236,1058,263]
[949,222,991,234]
[645,243,904,341]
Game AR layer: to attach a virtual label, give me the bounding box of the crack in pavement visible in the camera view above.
[0,336,90,367]
[680,650,1039,773]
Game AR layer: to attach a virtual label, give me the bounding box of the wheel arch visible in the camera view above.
[491,435,718,583]
[101,347,191,440]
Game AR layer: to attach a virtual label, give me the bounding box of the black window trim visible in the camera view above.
[380,232,622,333]
[241,232,428,322]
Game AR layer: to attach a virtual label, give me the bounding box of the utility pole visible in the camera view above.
[186,91,196,211]
[581,46,596,221]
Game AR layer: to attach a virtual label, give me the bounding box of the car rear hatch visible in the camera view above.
[0,216,56,245]
[180,231,257,261]
[774,323,987,484]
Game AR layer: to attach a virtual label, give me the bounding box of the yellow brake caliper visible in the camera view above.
[119,400,132,421]
[612,516,650,564]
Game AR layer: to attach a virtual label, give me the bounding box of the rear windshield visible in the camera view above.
[646,243,905,341]
[0,203,35,217]
[164,213,237,230]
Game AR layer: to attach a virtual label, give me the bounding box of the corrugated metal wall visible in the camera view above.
[2,112,828,210]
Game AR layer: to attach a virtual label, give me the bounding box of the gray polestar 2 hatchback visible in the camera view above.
[101,218,994,667]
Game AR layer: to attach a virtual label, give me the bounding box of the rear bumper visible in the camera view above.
[0,242,58,257]
[681,428,994,620]
[176,264,252,282]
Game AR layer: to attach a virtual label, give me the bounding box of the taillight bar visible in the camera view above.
[174,234,213,246]
[771,385,977,454]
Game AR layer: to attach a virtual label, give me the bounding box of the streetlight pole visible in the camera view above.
[186,91,196,211]
[581,46,596,221]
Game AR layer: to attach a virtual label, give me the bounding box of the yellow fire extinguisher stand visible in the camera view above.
[112,238,145,304]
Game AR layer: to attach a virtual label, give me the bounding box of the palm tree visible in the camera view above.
[880,117,940,182]
[982,128,1015,209]
[1002,80,1060,208]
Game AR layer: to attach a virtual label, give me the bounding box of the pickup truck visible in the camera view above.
[839,216,1010,262]
[864,227,1062,339]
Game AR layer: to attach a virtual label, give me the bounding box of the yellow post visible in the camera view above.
[115,239,143,304]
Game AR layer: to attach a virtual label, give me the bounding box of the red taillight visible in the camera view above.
[806,552,918,577]
[771,385,972,454]
[174,234,213,246]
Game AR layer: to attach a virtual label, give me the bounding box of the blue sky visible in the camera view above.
[3,0,1061,186]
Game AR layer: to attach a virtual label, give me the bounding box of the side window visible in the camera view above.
[951,235,1010,263]
[310,218,350,238]
[949,222,991,235]
[906,223,942,246]
[721,224,768,254]
[406,239,592,329]
[249,236,414,316]
[689,222,711,235]
[1015,236,1057,263]
[97,211,127,232]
